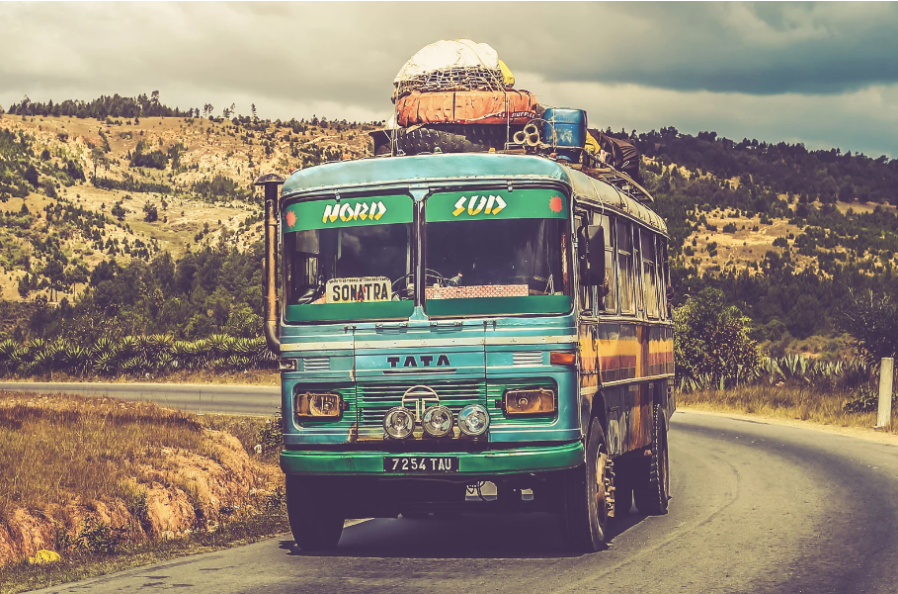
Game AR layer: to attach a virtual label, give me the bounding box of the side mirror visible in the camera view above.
[578,225,606,287]
[586,225,605,287]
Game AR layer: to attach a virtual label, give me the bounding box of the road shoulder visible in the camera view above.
[677,405,898,447]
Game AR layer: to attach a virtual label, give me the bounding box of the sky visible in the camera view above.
[1,2,897,157]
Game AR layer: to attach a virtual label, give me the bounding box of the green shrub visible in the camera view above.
[674,288,760,387]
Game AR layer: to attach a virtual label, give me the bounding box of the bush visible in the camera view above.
[674,287,760,387]
[837,290,898,363]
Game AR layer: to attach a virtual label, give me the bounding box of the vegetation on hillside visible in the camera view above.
[621,128,898,343]
[2,92,898,368]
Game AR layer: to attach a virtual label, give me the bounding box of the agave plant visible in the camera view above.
[0,338,25,376]
[154,352,174,373]
[33,341,66,376]
[119,355,147,375]
[227,354,251,371]
[678,373,717,393]
[63,344,94,377]
[207,334,236,357]
[118,336,140,358]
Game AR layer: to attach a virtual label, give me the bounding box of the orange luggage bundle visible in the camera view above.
[396,89,539,127]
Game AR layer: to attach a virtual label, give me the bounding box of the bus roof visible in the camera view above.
[281,153,667,234]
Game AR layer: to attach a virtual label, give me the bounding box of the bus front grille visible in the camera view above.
[357,380,486,428]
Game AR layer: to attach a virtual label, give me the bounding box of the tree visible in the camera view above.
[837,290,898,363]
[674,288,760,386]
[24,164,39,188]
[251,103,257,123]
[143,202,159,222]
[90,146,107,178]
[111,202,126,221]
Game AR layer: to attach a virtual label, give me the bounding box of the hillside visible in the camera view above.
[0,104,375,301]
[1,94,897,357]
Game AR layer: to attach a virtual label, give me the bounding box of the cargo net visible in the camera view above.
[393,66,506,103]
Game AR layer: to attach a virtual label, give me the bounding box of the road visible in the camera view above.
[29,410,898,594]
[0,381,280,415]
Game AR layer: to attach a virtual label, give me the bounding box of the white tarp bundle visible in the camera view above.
[394,39,500,84]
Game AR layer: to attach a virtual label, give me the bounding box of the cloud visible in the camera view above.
[0,2,896,155]
[529,74,898,158]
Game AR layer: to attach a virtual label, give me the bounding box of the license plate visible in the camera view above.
[383,456,459,473]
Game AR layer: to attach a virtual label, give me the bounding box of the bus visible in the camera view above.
[260,152,674,553]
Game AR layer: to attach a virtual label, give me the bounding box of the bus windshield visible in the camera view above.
[424,189,572,317]
[283,195,415,322]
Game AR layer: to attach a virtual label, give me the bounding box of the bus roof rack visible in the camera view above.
[575,166,654,205]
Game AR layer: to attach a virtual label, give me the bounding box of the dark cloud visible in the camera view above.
[0,2,896,156]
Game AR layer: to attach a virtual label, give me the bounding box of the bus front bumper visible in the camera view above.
[280,441,585,476]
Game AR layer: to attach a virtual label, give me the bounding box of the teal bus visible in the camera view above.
[261,152,674,552]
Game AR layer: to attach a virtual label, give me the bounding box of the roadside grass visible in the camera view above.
[0,509,289,594]
[0,391,288,592]
[0,392,209,521]
[678,385,896,433]
[0,391,283,521]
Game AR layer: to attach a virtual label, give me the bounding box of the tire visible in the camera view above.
[436,124,509,148]
[394,126,501,156]
[561,417,611,552]
[286,475,344,551]
[633,403,670,515]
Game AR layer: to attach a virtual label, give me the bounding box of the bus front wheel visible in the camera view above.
[286,475,344,551]
[561,416,610,552]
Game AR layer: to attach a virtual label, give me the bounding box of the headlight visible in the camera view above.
[383,406,415,439]
[504,388,555,416]
[295,392,342,419]
[457,404,490,436]
[278,359,298,372]
[421,405,453,438]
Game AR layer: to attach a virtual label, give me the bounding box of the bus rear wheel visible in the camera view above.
[286,475,345,551]
[561,417,610,552]
[633,403,670,515]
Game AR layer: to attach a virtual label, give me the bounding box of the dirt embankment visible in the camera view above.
[0,392,282,568]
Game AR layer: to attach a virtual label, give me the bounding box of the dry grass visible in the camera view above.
[0,391,287,591]
[0,393,206,520]
[0,391,280,520]
[678,385,896,433]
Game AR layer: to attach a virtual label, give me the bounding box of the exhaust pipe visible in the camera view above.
[255,173,286,354]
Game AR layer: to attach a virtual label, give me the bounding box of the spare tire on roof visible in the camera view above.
[397,90,539,127]
[394,125,508,155]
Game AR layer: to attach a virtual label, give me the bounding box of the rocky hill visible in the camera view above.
[0,108,375,301]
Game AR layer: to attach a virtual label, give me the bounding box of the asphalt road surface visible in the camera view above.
[30,410,898,594]
[0,382,280,415]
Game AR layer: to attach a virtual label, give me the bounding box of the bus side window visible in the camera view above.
[577,214,592,313]
[617,219,634,314]
[659,238,671,318]
[643,231,659,318]
[634,227,644,316]
[595,212,616,313]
